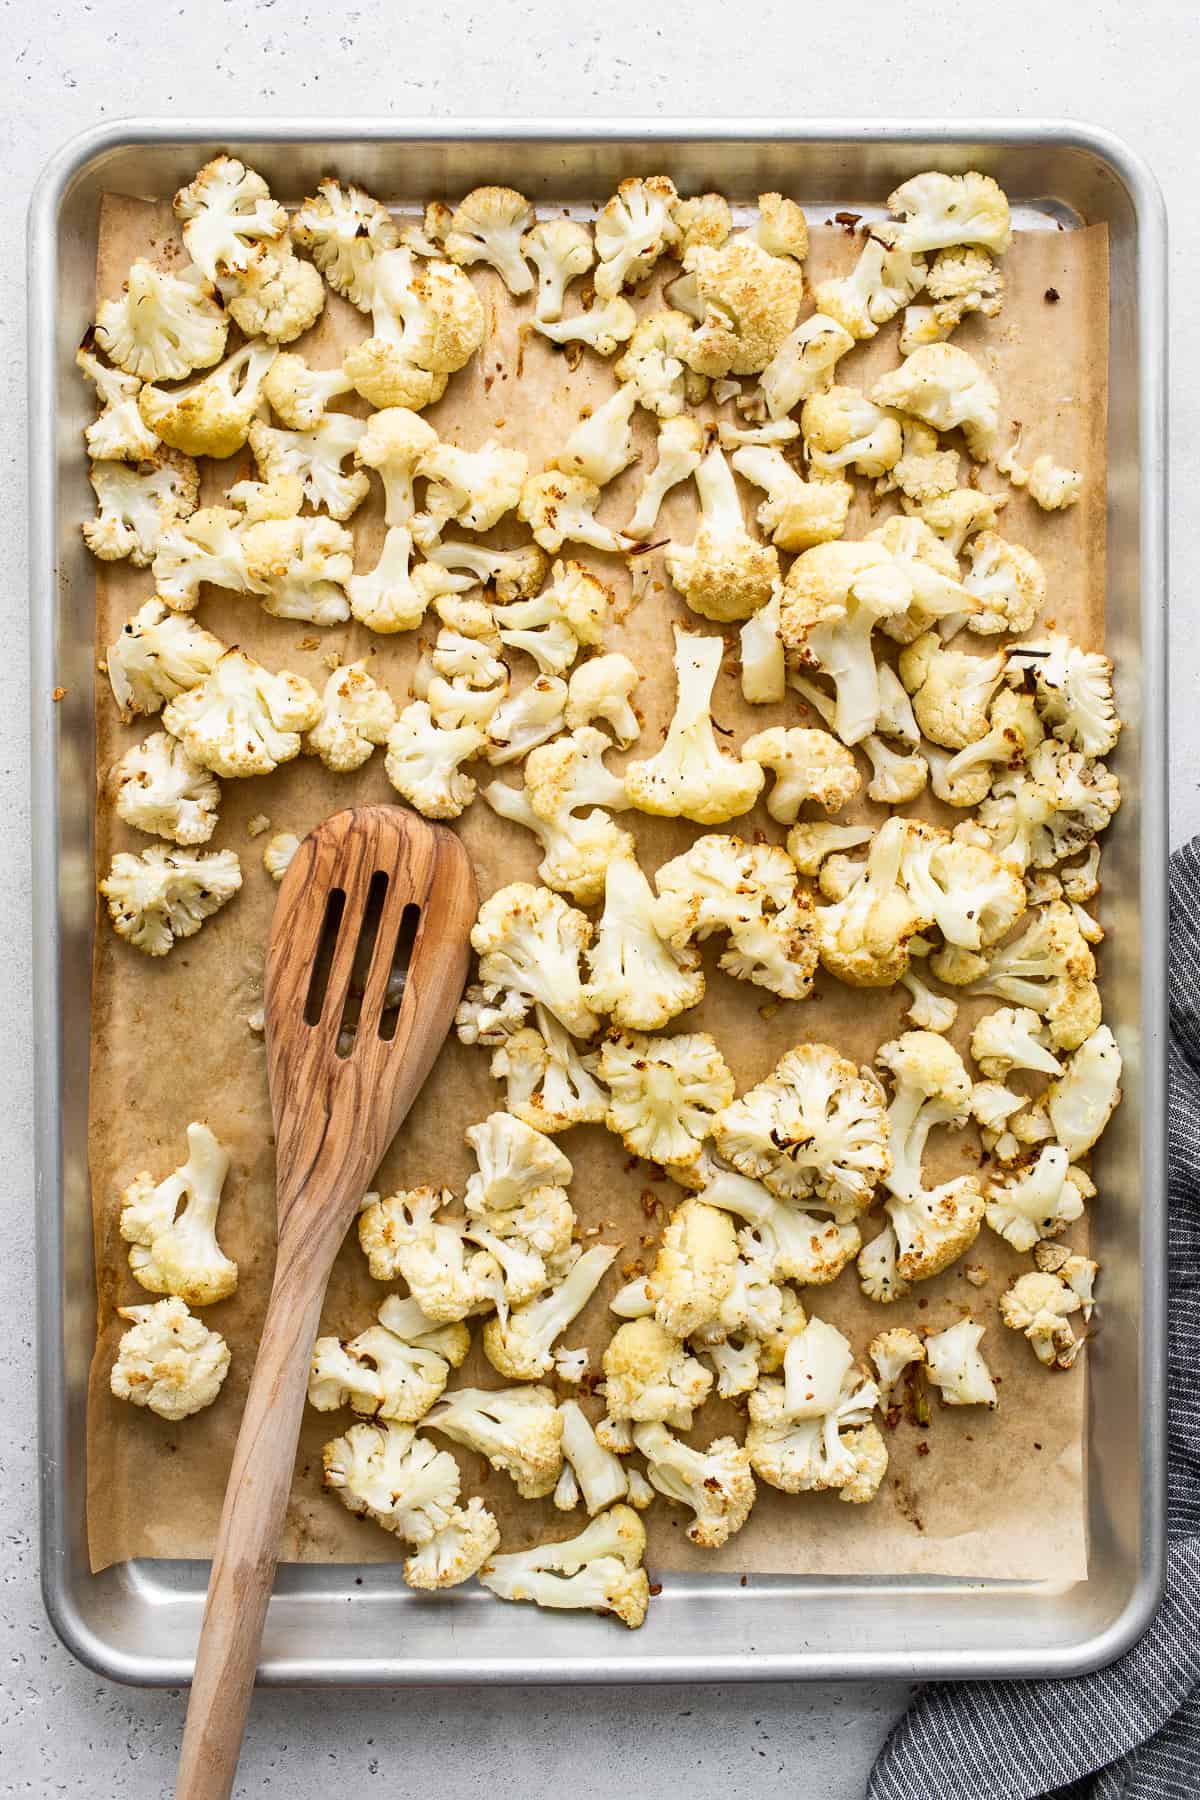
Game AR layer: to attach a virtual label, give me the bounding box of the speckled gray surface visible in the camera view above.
[4,2,1194,1793]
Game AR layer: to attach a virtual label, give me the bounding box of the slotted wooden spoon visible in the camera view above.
[176,805,477,1800]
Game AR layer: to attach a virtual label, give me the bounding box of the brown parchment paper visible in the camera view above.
[85,190,1109,1579]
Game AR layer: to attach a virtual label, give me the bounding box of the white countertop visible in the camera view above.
[2,2,1193,1792]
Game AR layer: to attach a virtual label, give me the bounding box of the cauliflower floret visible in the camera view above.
[464,1111,572,1214]
[626,414,704,539]
[779,542,912,746]
[801,386,903,479]
[384,702,484,819]
[876,1031,972,1201]
[483,1244,618,1382]
[583,855,704,1031]
[219,244,326,345]
[923,1317,998,1407]
[908,485,1007,556]
[879,171,1012,257]
[870,341,1001,464]
[113,730,220,845]
[566,652,641,746]
[263,831,299,882]
[652,832,816,1001]
[1000,1269,1088,1369]
[533,294,639,356]
[633,1421,756,1547]
[240,514,353,627]
[899,246,1005,353]
[483,676,569,766]
[417,538,549,605]
[860,735,928,804]
[494,559,612,676]
[94,261,228,382]
[600,1029,734,1173]
[418,438,527,535]
[110,1298,230,1420]
[985,1144,1089,1251]
[868,1326,925,1405]
[812,235,928,340]
[522,219,594,321]
[958,903,1101,1050]
[785,820,873,876]
[645,1199,739,1339]
[696,1160,861,1286]
[162,647,320,779]
[441,185,534,293]
[897,821,1027,952]
[76,343,160,462]
[322,1419,465,1543]
[349,526,431,633]
[292,178,400,309]
[856,1223,911,1305]
[713,1041,891,1218]
[301,662,396,773]
[970,1005,1063,1080]
[481,1503,649,1628]
[926,690,1043,808]
[226,470,305,526]
[1009,635,1121,757]
[999,434,1083,511]
[742,726,860,821]
[99,844,241,957]
[152,505,253,612]
[615,311,707,420]
[972,740,1121,872]
[490,1005,610,1135]
[955,531,1049,636]
[814,816,932,988]
[676,239,805,379]
[308,1293,470,1424]
[746,1317,885,1501]
[82,451,199,568]
[484,774,633,906]
[593,175,679,296]
[106,601,225,719]
[672,191,733,252]
[730,445,851,552]
[402,1498,501,1592]
[554,383,640,489]
[357,1187,500,1320]
[455,981,531,1046]
[518,469,632,556]
[248,414,368,521]
[1039,1023,1123,1159]
[137,338,278,459]
[898,631,1007,750]
[119,1121,236,1306]
[759,313,855,420]
[343,247,484,408]
[739,583,786,704]
[352,406,440,527]
[418,627,509,730]
[472,882,599,1039]
[624,628,764,823]
[865,516,977,645]
[261,352,356,429]
[556,1401,631,1515]
[876,417,961,507]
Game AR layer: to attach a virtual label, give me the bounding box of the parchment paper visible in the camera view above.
[85,191,1109,1578]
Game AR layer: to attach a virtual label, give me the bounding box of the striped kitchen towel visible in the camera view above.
[868,837,1200,1800]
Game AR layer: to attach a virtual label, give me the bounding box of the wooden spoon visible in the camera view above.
[176,805,477,1800]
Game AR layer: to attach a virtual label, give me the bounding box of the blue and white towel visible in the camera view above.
[869,839,1200,1800]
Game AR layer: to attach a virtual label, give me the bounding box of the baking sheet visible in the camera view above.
[85,192,1109,1578]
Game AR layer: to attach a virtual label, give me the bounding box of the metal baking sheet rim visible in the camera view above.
[28,116,1169,1687]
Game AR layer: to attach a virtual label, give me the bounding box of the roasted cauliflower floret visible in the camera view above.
[241,514,354,627]
[601,1317,714,1429]
[600,1028,734,1174]
[248,413,369,521]
[1000,1262,1096,1369]
[384,702,484,819]
[343,247,484,408]
[261,353,356,430]
[779,542,912,746]
[812,235,927,340]
[746,1317,885,1501]
[646,1199,739,1340]
[898,631,1007,750]
[113,729,220,845]
[1009,635,1121,758]
[518,469,632,556]
[522,218,594,322]
[566,652,641,746]
[969,1005,1063,1081]
[293,178,400,309]
[626,414,704,539]
[584,854,705,1030]
[871,343,1001,463]
[76,343,161,462]
[759,313,855,420]
[663,443,779,621]
[119,1121,236,1306]
[105,600,225,719]
[801,386,902,479]
[490,1004,610,1135]
[308,1293,470,1426]
[615,310,707,420]
[357,1186,500,1321]
[868,1326,926,1405]
[302,662,396,772]
[634,1421,756,1548]
[815,817,932,989]
[713,1042,891,1219]
[900,246,1005,353]
[742,725,860,821]
[99,844,241,957]
[162,647,321,779]
[482,1244,618,1381]
[653,833,818,1002]
[624,628,764,824]
[985,1144,1089,1251]
[593,175,679,296]
[533,294,638,357]
[879,171,1012,257]
[480,1504,650,1628]
[923,1317,998,1407]
[678,239,806,378]
[730,445,851,552]
[83,451,199,567]
[94,261,228,382]
[441,185,535,294]
[472,882,599,1039]
[111,1298,230,1420]
[419,437,528,534]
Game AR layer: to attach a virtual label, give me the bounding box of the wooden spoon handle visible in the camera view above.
[175,1240,330,1800]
